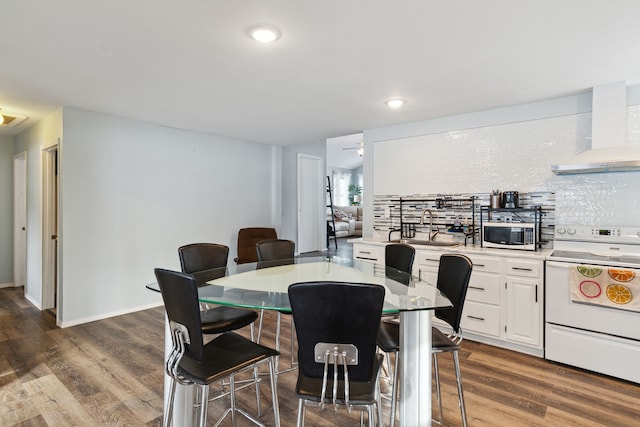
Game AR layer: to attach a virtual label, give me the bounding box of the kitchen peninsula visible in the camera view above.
[350,237,551,357]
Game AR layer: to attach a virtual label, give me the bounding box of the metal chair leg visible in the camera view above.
[229,375,237,426]
[254,364,262,416]
[199,384,209,427]
[376,377,384,427]
[296,399,305,427]
[269,357,282,427]
[390,350,399,427]
[164,377,177,427]
[367,405,375,427]
[433,353,443,426]
[453,350,468,427]
[274,312,282,375]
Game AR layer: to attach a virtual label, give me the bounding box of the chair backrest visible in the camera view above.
[178,243,229,273]
[154,268,205,361]
[288,281,385,382]
[385,244,415,285]
[256,239,295,263]
[434,254,473,332]
[235,227,278,264]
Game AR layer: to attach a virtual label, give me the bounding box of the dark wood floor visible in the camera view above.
[1,271,639,425]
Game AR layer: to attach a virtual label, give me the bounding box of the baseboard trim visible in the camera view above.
[59,301,165,328]
[23,292,43,310]
[0,282,15,289]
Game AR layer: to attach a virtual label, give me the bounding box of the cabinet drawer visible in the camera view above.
[353,244,380,262]
[466,272,501,304]
[460,301,501,337]
[466,255,501,273]
[415,251,442,268]
[505,259,540,278]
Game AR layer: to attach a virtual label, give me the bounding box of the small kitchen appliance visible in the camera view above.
[481,222,536,250]
[546,225,640,384]
[501,191,519,208]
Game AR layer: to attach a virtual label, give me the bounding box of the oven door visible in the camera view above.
[546,260,640,383]
[546,260,640,340]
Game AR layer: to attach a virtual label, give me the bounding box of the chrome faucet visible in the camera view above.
[419,209,439,241]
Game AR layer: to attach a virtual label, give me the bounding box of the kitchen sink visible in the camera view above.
[388,239,461,247]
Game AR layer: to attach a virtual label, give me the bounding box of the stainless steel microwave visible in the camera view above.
[482,222,537,250]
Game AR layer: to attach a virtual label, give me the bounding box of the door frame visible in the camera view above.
[297,154,324,253]
[13,151,27,288]
[42,141,59,313]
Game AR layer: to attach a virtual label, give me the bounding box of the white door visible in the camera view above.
[13,152,27,288]
[42,144,59,313]
[297,154,324,253]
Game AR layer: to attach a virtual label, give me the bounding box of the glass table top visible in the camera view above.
[147,256,452,314]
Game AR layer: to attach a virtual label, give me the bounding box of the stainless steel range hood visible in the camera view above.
[551,82,640,175]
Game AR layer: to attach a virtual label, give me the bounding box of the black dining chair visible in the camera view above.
[255,239,296,375]
[154,268,281,427]
[234,227,278,264]
[385,243,415,284]
[289,281,386,427]
[377,253,473,427]
[178,243,258,337]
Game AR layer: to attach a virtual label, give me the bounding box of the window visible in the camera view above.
[332,172,351,206]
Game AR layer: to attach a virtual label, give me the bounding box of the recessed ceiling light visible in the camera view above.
[248,25,281,43]
[386,99,406,108]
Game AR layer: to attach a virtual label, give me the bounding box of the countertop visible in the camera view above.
[348,237,552,260]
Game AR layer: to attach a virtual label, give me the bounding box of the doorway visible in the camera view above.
[13,152,27,288]
[42,143,59,317]
[297,154,324,253]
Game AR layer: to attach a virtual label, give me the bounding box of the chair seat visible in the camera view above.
[178,332,279,385]
[200,306,258,334]
[377,322,459,353]
[431,327,459,352]
[295,354,384,404]
[377,320,399,353]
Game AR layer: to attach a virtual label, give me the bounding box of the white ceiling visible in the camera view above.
[327,133,364,170]
[2,1,640,144]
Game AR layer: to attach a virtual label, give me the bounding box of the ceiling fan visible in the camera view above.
[342,141,364,157]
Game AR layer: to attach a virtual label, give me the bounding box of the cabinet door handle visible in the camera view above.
[511,267,533,271]
[424,258,439,262]
[535,284,538,303]
[467,315,485,321]
[469,286,485,291]
[360,251,371,254]
[475,263,485,267]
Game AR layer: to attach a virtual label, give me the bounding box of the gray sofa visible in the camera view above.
[330,205,363,237]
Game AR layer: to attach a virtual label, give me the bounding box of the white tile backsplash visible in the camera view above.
[373,105,640,227]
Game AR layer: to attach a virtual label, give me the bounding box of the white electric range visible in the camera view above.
[546,225,640,383]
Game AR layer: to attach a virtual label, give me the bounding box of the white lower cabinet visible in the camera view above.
[505,259,543,348]
[431,251,544,356]
[353,243,545,356]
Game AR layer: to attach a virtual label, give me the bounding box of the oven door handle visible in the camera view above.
[546,260,576,269]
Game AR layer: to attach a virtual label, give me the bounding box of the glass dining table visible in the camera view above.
[147,255,452,427]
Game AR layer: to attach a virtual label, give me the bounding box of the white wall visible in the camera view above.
[58,108,280,325]
[363,86,640,233]
[13,109,64,304]
[0,135,14,284]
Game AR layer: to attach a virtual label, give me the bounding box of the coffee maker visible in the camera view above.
[502,191,519,209]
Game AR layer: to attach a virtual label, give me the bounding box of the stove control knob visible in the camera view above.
[567,228,576,235]
[557,228,566,235]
